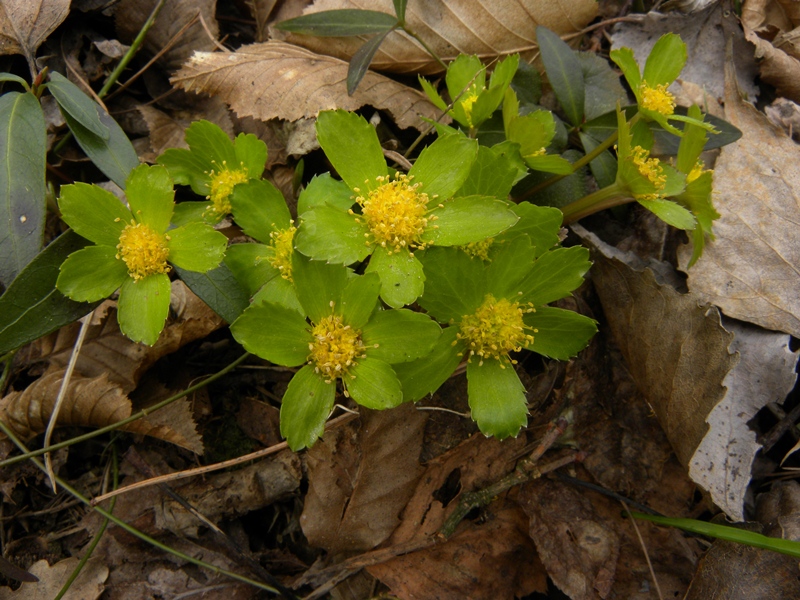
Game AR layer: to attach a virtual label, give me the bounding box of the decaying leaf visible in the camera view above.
[281,0,598,75]
[115,0,218,72]
[171,41,442,131]
[138,100,234,158]
[0,0,70,64]
[0,558,107,600]
[301,404,426,554]
[0,371,203,453]
[678,55,800,338]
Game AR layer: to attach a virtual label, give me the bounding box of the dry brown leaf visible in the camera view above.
[0,0,70,62]
[0,558,107,600]
[282,0,598,75]
[744,27,800,102]
[368,503,546,600]
[171,41,442,131]
[245,0,279,42]
[115,0,218,72]
[138,100,234,157]
[678,56,800,337]
[301,404,426,554]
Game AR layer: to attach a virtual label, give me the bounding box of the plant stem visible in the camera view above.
[0,352,251,469]
[560,182,631,225]
[401,25,447,71]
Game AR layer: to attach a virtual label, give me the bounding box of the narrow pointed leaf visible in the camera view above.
[536,26,585,126]
[47,72,108,139]
[280,365,336,451]
[467,359,528,438]
[348,29,393,95]
[231,302,311,366]
[117,273,171,345]
[366,246,424,308]
[362,308,441,363]
[347,357,402,409]
[524,306,597,359]
[276,10,398,36]
[637,198,696,230]
[392,0,407,21]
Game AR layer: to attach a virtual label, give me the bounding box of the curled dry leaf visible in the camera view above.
[0,0,70,63]
[115,0,219,72]
[138,100,234,157]
[301,404,427,554]
[171,41,442,131]
[0,372,203,454]
[282,0,598,75]
[678,54,800,338]
[0,558,107,600]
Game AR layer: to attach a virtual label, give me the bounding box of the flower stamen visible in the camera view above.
[206,161,249,217]
[639,81,675,116]
[308,311,366,383]
[116,221,170,281]
[630,145,667,192]
[268,222,297,281]
[457,294,536,367]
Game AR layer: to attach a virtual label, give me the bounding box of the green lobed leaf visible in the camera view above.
[409,133,477,200]
[230,179,291,243]
[175,263,249,324]
[445,55,485,108]
[469,84,506,128]
[224,243,278,296]
[167,222,227,272]
[524,153,574,175]
[340,272,380,329]
[184,119,236,169]
[425,196,518,246]
[361,308,441,363]
[295,205,371,265]
[298,173,355,215]
[276,9,398,36]
[157,148,210,195]
[518,246,591,306]
[418,76,448,112]
[494,202,562,258]
[280,365,336,451]
[455,145,517,199]
[231,301,311,366]
[524,306,597,359]
[536,26,585,126]
[485,236,536,298]
[417,246,485,323]
[467,359,528,438]
[637,198,696,230]
[348,29,393,95]
[292,253,350,323]
[676,104,709,173]
[506,108,556,159]
[171,201,214,226]
[47,72,108,139]
[125,164,174,232]
[233,132,267,178]
[0,91,47,288]
[117,273,171,345]
[489,54,519,91]
[56,245,127,302]
[252,275,304,315]
[316,110,387,194]
[62,101,139,189]
[58,183,131,246]
[393,327,462,402]
[347,356,403,409]
[642,33,687,87]
[365,246,425,308]
[0,231,100,355]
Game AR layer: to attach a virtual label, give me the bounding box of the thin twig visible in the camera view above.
[622,501,664,600]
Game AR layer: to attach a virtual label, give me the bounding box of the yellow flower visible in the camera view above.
[630,145,667,191]
[115,220,171,281]
[639,81,675,116]
[457,294,536,367]
[206,161,249,217]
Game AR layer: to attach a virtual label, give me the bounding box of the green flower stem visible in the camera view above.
[560,181,630,224]
[54,448,119,600]
[400,25,447,71]
[0,420,280,596]
[0,352,251,469]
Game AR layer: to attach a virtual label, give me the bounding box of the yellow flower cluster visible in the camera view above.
[457,294,536,367]
[206,161,249,216]
[268,223,297,281]
[308,310,366,383]
[640,81,675,116]
[116,221,171,281]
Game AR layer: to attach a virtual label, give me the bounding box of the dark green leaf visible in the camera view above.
[576,51,629,122]
[361,308,441,363]
[417,246,485,323]
[117,273,171,345]
[276,9,398,36]
[518,246,591,306]
[281,365,335,451]
[348,357,403,409]
[392,0,407,21]
[175,263,249,324]
[47,71,108,139]
[579,131,617,188]
[0,91,46,288]
[292,253,350,323]
[511,60,542,107]
[62,101,139,189]
[0,73,28,87]
[394,327,461,402]
[524,306,597,359]
[348,29,393,95]
[230,301,311,366]
[340,272,380,329]
[0,231,99,355]
[536,26,585,126]
[467,359,528,438]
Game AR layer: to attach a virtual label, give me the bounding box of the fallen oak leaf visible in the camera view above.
[170,41,444,131]
[0,0,70,67]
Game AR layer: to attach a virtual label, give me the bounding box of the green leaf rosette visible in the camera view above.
[157,120,267,225]
[56,164,228,345]
[397,233,597,440]
[296,110,518,307]
[230,255,442,450]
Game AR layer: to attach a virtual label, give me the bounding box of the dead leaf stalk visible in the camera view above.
[621,501,664,600]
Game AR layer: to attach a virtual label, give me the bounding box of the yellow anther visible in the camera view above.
[268,222,297,281]
[116,221,170,281]
[307,314,365,382]
[457,294,536,366]
[206,161,249,217]
[640,81,675,116]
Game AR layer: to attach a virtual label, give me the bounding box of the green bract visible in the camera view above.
[396,208,597,439]
[56,164,228,345]
[157,120,267,225]
[420,54,519,131]
[230,255,442,450]
[295,110,519,307]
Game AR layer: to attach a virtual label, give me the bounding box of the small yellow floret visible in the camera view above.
[630,146,667,191]
[308,312,366,383]
[206,161,249,216]
[639,81,675,116]
[116,221,170,281]
[686,160,706,184]
[459,238,494,261]
[457,294,536,367]
[460,90,482,127]
[356,173,433,254]
[268,223,297,281]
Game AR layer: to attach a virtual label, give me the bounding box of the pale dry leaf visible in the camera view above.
[301,404,426,554]
[116,0,218,72]
[574,227,740,493]
[138,99,234,156]
[282,0,598,75]
[690,320,797,519]
[744,27,800,102]
[0,0,70,61]
[171,41,442,131]
[245,0,279,42]
[0,558,107,600]
[610,4,759,104]
[678,56,800,338]
[125,393,204,455]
